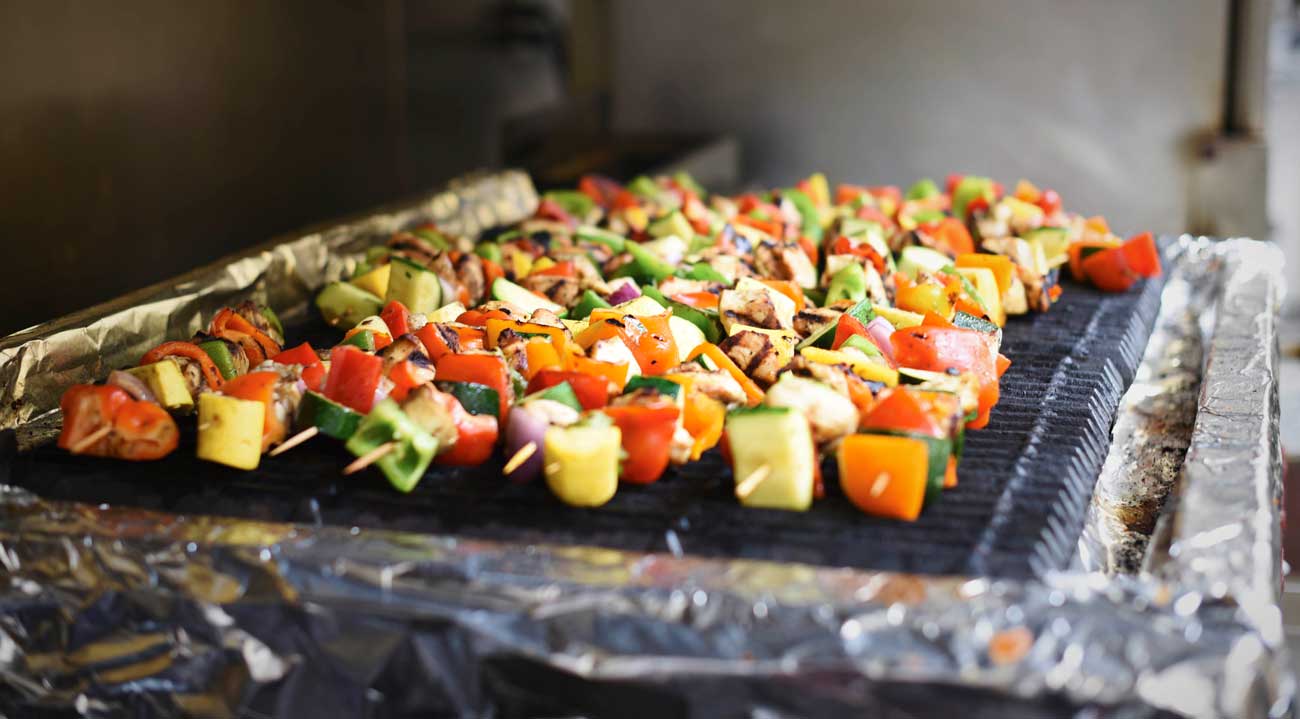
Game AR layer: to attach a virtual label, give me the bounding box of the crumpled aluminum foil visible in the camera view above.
[0,175,1290,718]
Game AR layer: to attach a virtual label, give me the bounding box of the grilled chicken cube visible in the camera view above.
[495,329,531,376]
[718,330,787,387]
[754,240,818,289]
[521,274,582,308]
[764,372,858,447]
[792,306,841,339]
[664,362,747,407]
[452,252,487,305]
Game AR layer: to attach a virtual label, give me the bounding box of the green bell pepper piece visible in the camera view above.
[345,398,438,493]
[260,306,285,341]
[544,190,596,219]
[780,188,823,244]
[414,228,451,251]
[826,263,868,305]
[524,381,584,413]
[672,171,706,197]
[197,340,239,380]
[475,242,502,264]
[678,261,729,284]
[951,176,995,220]
[338,329,377,352]
[905,178,940,200]
[613,242,676,285]
[571,289,613,321]
[667,300,722,344]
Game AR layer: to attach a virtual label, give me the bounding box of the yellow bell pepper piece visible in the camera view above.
[196,394,264,470]
[800,347,899,387]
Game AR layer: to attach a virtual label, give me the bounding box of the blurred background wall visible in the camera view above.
[610,0,1230,236]
[0,0,1282,335]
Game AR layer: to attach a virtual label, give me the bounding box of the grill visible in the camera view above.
[6,274,1164,579]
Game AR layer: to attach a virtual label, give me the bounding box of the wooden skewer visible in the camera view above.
[69,425,112,454]
[734,464,771,501]
[502,441,537,475]
[269,426,319,456]
[342,441,396,475]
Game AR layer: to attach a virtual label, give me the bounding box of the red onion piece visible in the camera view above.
[107,370,157,403]
[864,317,896,365]
[503,406,547,483]
[605,281,641,305]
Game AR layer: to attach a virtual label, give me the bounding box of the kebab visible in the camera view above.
[54,170,1161,526]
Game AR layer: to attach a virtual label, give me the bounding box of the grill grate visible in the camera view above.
[5,275,1165,579]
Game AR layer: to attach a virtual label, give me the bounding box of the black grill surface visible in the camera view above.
[3,275,1164,578]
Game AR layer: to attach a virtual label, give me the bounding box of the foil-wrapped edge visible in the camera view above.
[1077,237,1220,573]
[0,169,539,431]
[0,197,1290,717]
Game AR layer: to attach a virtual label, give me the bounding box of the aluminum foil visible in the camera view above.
[0,181,1290,717]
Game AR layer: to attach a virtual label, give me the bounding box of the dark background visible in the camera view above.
[0,0,1268,336]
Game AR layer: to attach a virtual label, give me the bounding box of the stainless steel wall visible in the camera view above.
[610,0,1229,235]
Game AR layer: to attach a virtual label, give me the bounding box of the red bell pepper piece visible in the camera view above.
[59,384,131,456]
[535,198,577,228]
[603,402,680,484]
[527,369,611,410]
[380,300,412,338]
[835,184,868,205]
[222,370,287,451]
[110,400,180,461]
[1082,247,1140,293]
[859,387,944,437]
[670,291,720,310]
[58,384,178,461]
[273,342,325,392]
[734,213,782,239]
[1121,232,1161,278]
[141,341,225,391]
[387,359,434,402]
[416,323,486,361]
[578,174,623,209]
[1037,188,1062,215]
[434,393,499,466]
[434,352,512,421]
[210,307,280,365]
[891,327,1000,429]
[832,313,871,350]
[918,217,975,255]
[455,308,512,327]
[324,345,383,414]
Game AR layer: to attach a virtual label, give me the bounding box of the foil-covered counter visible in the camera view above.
[0,171,1289,718]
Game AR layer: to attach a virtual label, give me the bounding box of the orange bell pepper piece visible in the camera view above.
[221,370,286,451]
[758,279,806,312]
[954,253,1014,296]
[837,434,930,521]
[686,343,765,406]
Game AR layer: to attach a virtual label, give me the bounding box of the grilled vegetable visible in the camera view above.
[197,393,264,470]
[837,434,930,520]
[126,361,194,412]
[345,398,439,492]
[725,406,816,511]
[543,414,622,507]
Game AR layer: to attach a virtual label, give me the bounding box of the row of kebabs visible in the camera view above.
[56,173,1159,520]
